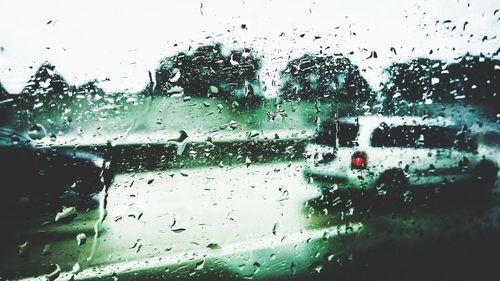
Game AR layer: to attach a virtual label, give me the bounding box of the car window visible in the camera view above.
[370,124,472,149]
[313,121,359,147]
[0,1,498,281]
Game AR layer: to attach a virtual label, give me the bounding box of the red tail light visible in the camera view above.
[351,151,367,169]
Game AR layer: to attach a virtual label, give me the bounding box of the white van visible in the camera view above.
[304,116,497,196]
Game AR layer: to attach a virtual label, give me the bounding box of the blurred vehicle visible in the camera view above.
[304,116,498,198]
[0,127,113,211]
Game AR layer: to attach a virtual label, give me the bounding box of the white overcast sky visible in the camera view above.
[0,0,498,96]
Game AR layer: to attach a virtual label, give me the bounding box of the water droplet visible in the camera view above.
[46,264,61,281]
[28,124,47,140]
[76,233,87,246]
[195,259,205,270]
[42,244,52,255]
[207,243,221,250]
[169,69,181,82]
[308,261,323,274]
[171,228,186,233]
[167,130,189,155]
[325,253,335,261]
[208,85,219,95]
[18,241,29,256]
[272,223,278,235]
[247,130,259,138]
[429,164,436,173]
[71,262,81,273]
[55,206,77,222]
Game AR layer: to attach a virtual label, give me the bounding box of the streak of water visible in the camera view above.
[87,186,107,261]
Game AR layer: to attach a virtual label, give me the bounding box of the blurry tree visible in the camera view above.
[21,62,71,114]
[154,43,264,106]
[0,82,12,126]
[383,55,499,113]
[384,58,445,102]
[278,54,372,103]
[71,80,115,108]
[23,63,69,97]
[0,82,7,96]
[446,54,499,105]
[18,64,124,133]
[75,80,106,96]
[0,82,32,131]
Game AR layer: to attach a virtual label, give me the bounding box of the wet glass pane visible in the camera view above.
[0,1,499,281]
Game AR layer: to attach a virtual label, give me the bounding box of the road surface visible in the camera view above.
[1,161,500,281]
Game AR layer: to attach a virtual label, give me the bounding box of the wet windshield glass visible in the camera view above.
[0,1,498,281]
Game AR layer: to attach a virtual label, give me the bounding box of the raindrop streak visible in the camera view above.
[121,70,156,142]
[87,186,108,261]
[76,233,87,246]
[55,206,76,222]
[290,262,296,274]
[245,156,252,167]
[195,259,205,270]
[207,243,221,250]
[46,264,61,281]
[72,262,81,273]
[167,130,189,155]
[18,241,29,256]
[309,261,323,274]
[272,223,278,235]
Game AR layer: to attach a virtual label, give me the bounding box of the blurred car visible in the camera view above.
[304,116,498,198]
[0,127,114,210]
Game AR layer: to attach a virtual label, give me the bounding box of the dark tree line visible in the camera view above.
[154,43,263,104]
[383,55,499,111]
[445,55,498,104]
[278,54,372,103]
[22,63,109,105]
[0,82,7,96]
[0,63,117,132]
[19,63,71,114]
[23,63,68,97]
[1,46,498,119]
[0,82,12,126]
[383,58,445,103]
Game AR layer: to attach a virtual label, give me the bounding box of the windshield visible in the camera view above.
[0,1,498,281]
